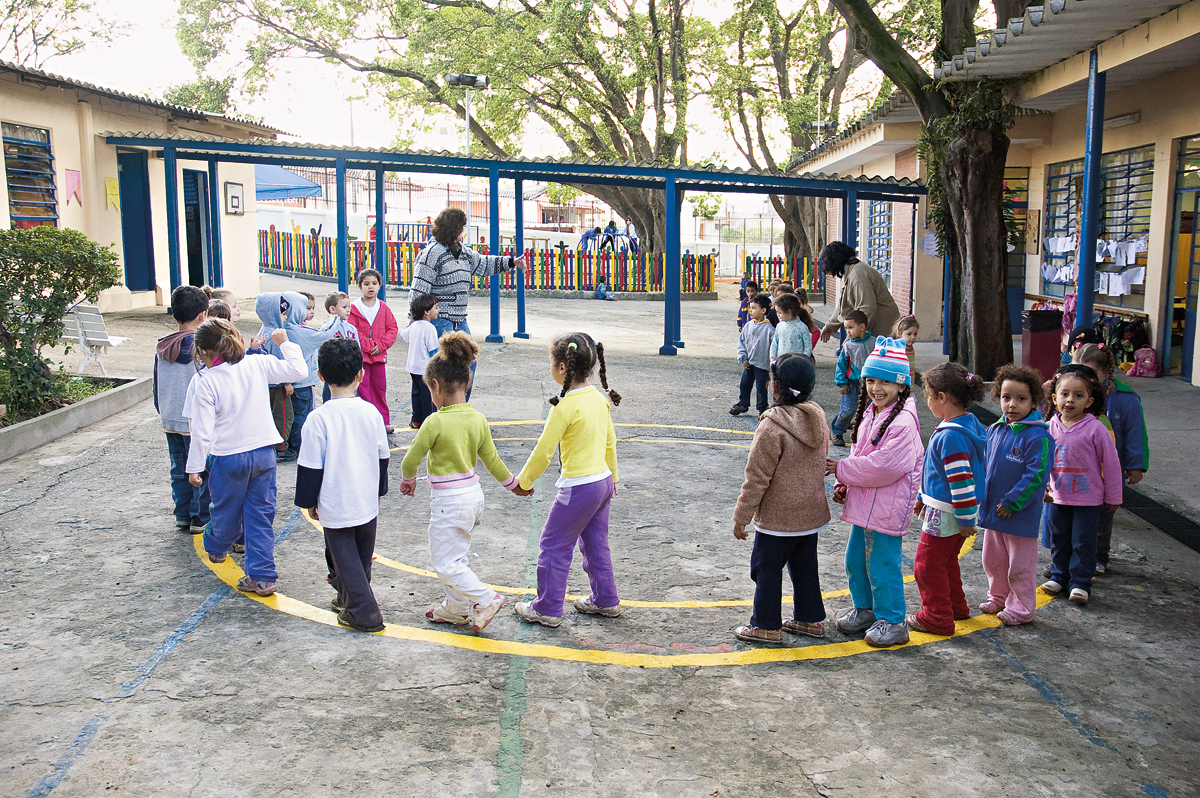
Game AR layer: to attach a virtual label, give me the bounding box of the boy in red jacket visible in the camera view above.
[347,269,399,432]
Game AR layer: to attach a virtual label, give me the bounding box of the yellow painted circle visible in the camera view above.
[197,421,1054,667]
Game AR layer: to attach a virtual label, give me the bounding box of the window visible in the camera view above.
[1005,167,1030,294]
[865,200,893,283]
[3,122,57,229]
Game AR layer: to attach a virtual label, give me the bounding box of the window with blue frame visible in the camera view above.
[1005,167,1029,292]
[3,122,58,229]
[865,200,893,285]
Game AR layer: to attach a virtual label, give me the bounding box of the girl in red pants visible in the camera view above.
[909,363,987,635]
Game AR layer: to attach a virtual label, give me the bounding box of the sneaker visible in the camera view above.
[276,449,297,463]
[425,601,469,626]
[471,594,507,633]
[734,625,782,644]
[905,613,933,633]
[834,607,877,634]
[189,521,208,535]
[782,619,825,638]
[1040,580,1064,595]
[231,543,246,554]
[831,433,847,448]
[1042,566,1052,579]
[175,519,191,532]
[1094,563,1107,575]
[331,596,345,612]
[337,610,384,633]
[236,576,277,596]
[207,550,228,564]
[409,421,421,430]
[573,597,622,617]
[1069,588,1089,606]
[514,601,563,628]
[979,599,1004,614]
[729,403,749,417]
[997,610,1027,626]
[864,620,910,647]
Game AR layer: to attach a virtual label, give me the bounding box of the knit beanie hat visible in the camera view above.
[860,336,911,386]
[772,353,816,400]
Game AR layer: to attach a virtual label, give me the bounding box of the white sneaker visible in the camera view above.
[1069,588,1089,606]
[471,594,506,633]
[425,601,469,626]
[1040,580,1064,595]
[513,600,562,627]
[573,597,622,617]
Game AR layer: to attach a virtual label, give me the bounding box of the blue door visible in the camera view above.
[182,170,210,286]
[117,150,155,292]
[1184,193,1200,380]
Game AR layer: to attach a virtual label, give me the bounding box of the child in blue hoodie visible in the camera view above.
[909,363,987,636]
[255,291,337,461]
[979,364,1053,626]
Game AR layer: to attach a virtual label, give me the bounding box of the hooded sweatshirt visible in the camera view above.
[154,330,199,434]
[733,402,831,534]
[920,412,988,528]
[347,297,399,365]
[978,410,1053,537]
[834,396,924,536]
[1047,412,1123,507]
[1106,378,1149,473]
[254,292,335,389]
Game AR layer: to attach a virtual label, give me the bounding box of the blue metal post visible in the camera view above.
[335,157,348,293]
[842,188,859,249]
[513,177,529,338]
[206,157,223,286]
[673,187,686,348]
[661,177,679,355]
[942,252,952,356]
[163,147,181,298]
[486,167,503,343]
[375,166,387,302]
[1077,48,1106,328]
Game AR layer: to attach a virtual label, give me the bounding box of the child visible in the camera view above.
[1061,325,1103,366]
[203,286,242,322]
[1073,343,1148,574]
[513,333,623,628]
[400,332,518,633]
[186,320,308,596]
[892,315,920,383]
[770,294,815,365]
[348,269,399,433]
[826,336,922,647]
[797,288,821,349]
[829,310,872,447]
[299,292,317,325]
[730,295,775,416]
[255,292,336,461]
[978,364,1053,626]
[401,294,441,430]
[739,271,751,302]
[318,291,359,402]
[737,281,760,329]
[732,355,831,643]
[156,285,210,533]
[907,363,986,636]
[295,337,391,633]
[206,300,231,321]
[1041,364,1123,606]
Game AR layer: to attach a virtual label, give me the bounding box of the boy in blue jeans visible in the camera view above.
[155,285,210,532]
[830,310,872,447]
[731,294,775,416]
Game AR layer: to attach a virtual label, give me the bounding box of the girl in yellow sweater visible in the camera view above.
[513,333,623,628]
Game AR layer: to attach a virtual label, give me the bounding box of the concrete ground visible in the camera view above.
[4,275,1198,797]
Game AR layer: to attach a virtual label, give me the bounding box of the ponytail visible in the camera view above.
[194,319,246,365]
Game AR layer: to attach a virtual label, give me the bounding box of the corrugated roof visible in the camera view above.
[787,94,922,170]
[934,0,1192,82]
[0,59,285,136]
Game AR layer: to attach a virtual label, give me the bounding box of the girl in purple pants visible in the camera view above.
[512,333,623,627]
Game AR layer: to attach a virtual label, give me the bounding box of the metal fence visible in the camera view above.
[743,254,823,294]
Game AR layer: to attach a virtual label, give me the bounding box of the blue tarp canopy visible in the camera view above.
[254,164,321,201]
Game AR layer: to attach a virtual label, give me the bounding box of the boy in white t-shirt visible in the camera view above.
[401,293,441,429]
[295,337,391,633]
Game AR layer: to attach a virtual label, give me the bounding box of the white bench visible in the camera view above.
[59,304,130,376]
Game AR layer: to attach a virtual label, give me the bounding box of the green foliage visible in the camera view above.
[686,192,721,219]
[1,0,125,67]
[162,76,235,114]
[0,226,121,419]
[545,183,582,207]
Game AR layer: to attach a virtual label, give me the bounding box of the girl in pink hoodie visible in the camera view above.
[826,336,924,648]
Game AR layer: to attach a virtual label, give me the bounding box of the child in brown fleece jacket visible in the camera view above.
[732,354,832,644]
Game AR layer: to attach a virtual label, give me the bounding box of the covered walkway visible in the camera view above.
[103,133,924,354]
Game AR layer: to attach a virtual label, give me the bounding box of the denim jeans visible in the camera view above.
[204,445,278,582]
[166,432,210,526]
[738,365,770,413]
[432,317,476,400]
[830,380,860,436]
[287,386,314,453]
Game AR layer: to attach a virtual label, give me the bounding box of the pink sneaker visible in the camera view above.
[425,601,469,626]
[979,599,1004,614]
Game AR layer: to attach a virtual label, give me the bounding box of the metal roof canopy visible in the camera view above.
[106,132,925,355]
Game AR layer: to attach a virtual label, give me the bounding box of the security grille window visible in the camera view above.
[865,200,893,284]
[3,122,57,229]
[1006,167,1030,295]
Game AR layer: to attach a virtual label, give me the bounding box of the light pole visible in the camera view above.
[444,73,489,245]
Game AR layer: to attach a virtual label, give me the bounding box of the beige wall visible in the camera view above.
[1,74,269,312]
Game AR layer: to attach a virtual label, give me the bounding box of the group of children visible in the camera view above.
[731,324,1147,646]
[732,279,819,416]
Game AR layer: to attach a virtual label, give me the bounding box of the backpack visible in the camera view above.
[1127,345,1158,378]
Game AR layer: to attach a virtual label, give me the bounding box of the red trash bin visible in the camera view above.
[1022,309,1064,383]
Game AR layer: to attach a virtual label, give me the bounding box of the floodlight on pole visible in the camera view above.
[444,73,490,244]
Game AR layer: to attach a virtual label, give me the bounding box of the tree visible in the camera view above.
[1,0,123,68]
[162,76,235,113]
[686,192,721,219]
[827,0,1034,375]
[175,0,722,251]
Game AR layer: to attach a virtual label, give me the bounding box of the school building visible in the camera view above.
[0,60,281,312]
[796,0,1200,386]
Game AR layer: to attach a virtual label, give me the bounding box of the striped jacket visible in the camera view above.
[408,240,511,324]
[920,413,988,530]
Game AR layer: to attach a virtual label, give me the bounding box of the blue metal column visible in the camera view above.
[163,147,181,298]
[335,157,349,293]
[206,157,223,286]
[486,167,503,343]
[673,186,686,348]
[1077,48,1106,327]
[842,189,859,249]
[513,177,529,339]
[375,167,387,303]
[661,177,679,355]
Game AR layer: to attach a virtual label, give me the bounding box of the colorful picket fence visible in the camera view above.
[744,254,823,294]
[258,230,715,293]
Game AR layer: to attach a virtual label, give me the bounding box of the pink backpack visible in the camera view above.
[1127,345,1158,378]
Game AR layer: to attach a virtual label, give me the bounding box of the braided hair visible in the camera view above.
[1045,363,1106,419]
[547,332,622,407]
[850,382,912,446]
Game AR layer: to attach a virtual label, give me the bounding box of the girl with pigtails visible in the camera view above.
[513,332,623,628]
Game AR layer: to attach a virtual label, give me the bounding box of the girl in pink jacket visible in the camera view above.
[826,337,924,647]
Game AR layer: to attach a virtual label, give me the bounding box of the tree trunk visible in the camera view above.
[941,127,1014,375]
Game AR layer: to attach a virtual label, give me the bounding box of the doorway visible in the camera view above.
[182,169,210,286]
[117,150,155,292]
